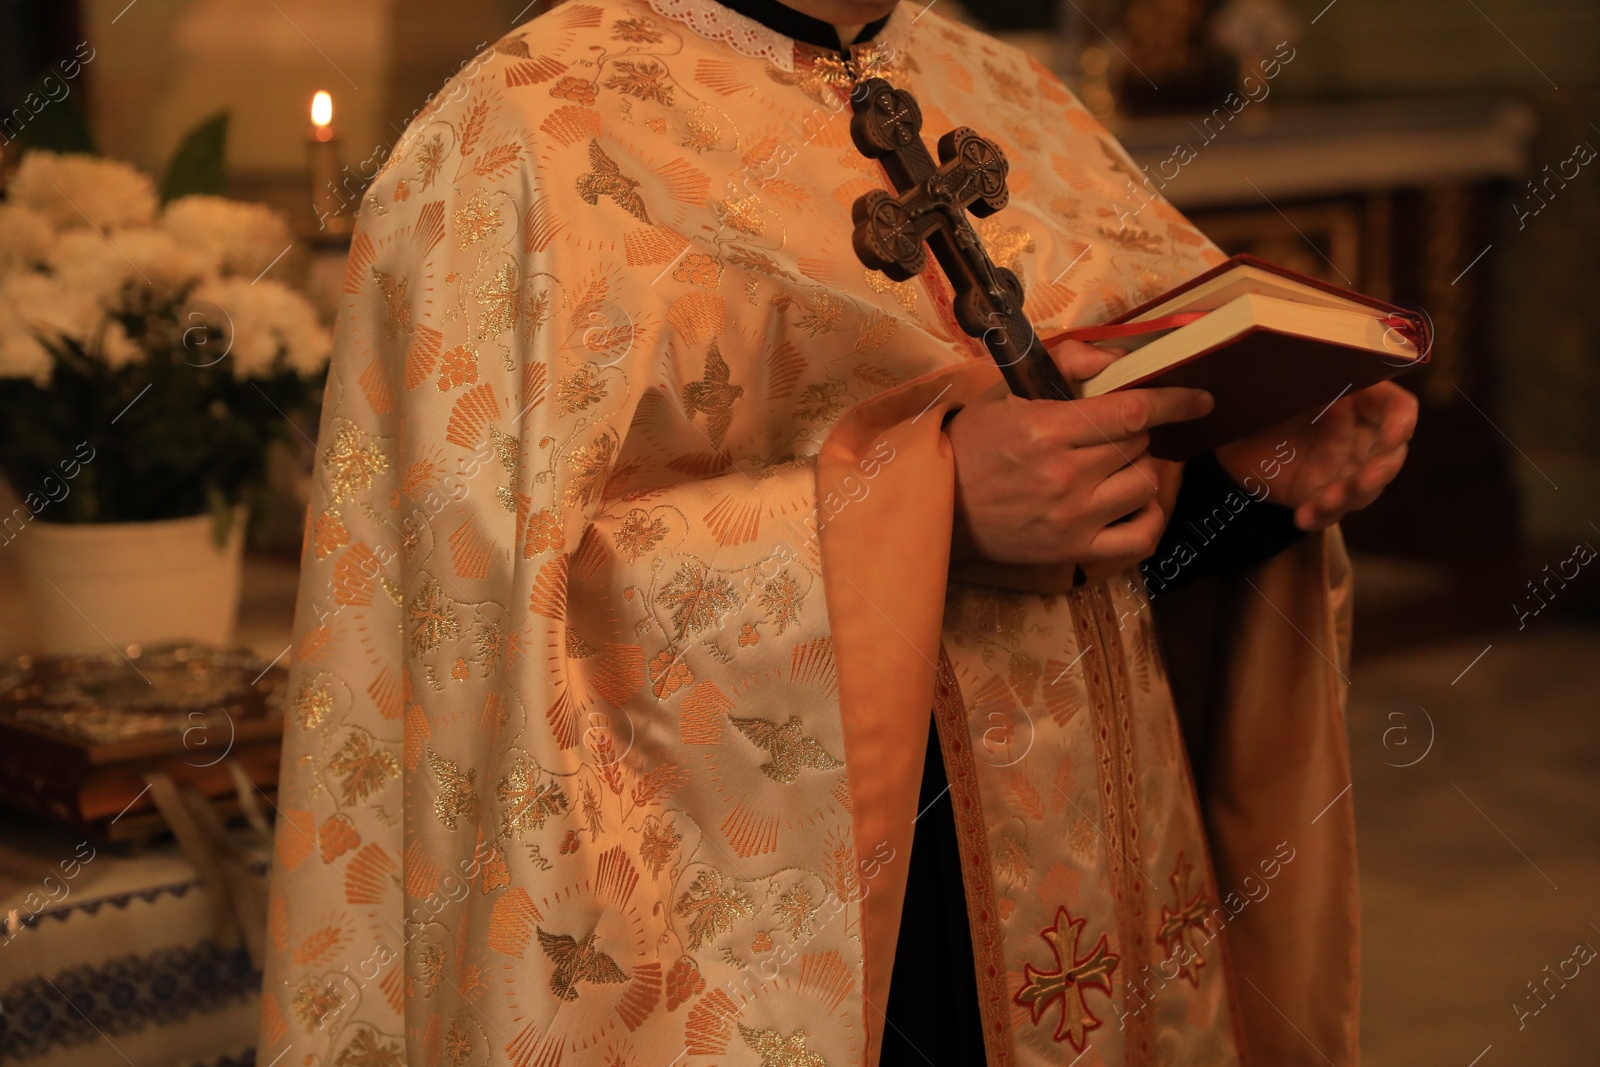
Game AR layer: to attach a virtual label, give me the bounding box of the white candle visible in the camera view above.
[307,90,350,235]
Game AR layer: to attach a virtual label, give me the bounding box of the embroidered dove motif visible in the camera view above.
[681,339,743,448]
[729,714,843,784]
[536,927,629,1000]
[575,139,651,223]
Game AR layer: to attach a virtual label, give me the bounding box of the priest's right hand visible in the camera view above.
[944,340,1213,567]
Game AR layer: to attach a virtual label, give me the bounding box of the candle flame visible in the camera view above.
[311,91,333,128]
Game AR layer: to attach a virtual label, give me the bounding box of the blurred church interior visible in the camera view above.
[0,0,1596,1064]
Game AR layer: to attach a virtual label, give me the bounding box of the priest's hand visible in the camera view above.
[1214,381,1418,531]
[945,340,1212,566]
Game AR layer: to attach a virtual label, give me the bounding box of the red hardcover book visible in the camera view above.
[1043,254,1431,461]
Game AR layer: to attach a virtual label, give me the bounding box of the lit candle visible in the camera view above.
[307,90,351,236]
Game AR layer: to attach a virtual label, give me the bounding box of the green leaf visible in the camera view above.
[206,485,235,549]
[160,112,229,203]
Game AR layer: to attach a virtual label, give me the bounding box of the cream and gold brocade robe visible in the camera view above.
[259,2,1361,1065]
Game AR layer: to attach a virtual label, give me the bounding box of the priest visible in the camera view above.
[257,0,1415,1065]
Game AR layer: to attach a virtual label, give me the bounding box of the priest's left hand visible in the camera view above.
[1214,381,1418,531]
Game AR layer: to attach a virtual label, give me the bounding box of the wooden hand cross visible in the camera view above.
[848,78,1071,402]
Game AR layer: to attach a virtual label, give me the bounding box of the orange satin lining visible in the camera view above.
[816,358,1359,1066]
[816,360,994,1067]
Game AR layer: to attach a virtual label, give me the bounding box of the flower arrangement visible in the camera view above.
[0,150,330,528]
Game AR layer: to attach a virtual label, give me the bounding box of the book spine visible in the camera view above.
[0,725,93,826]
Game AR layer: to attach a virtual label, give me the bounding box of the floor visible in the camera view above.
[1348,620,1600,1065]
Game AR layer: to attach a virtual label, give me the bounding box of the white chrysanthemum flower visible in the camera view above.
[0,293,54,385]
[7,151,159,232]
[1,272,102,348]
[0,204,55,273]
[46,229,129,308]
[161,195,294,279]
[50,227,217,313]
[190,277,332,379]
[117,227,219,288]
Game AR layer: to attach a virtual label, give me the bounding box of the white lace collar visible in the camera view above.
[646,0,913,72]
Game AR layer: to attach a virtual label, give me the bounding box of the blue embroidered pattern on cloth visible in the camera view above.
[4,876,207,934]
[0,940,257,1062]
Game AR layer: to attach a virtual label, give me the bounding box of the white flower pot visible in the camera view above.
[11,511,246,654]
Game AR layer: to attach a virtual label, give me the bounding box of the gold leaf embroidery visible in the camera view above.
[418,940,446,995]
[726,245,786,277]
[994,833,1031,882]
[453,188,503,248]
[657,560,740,637]
[674,868,754,950]
[984,59,1034,107]
[324,426,389,504]
[490,426,520,512]
[496,757,570,838]
[414,133,445,190]
[328,731,399,805]
[329,1030,403,1062]
[521,287,552,342]
[563,434,616,509]
[681,115,722,153]
[474,620,506,674]
[794,379,849,424]
[640,814,681,877]
[372,269,412,340]
[293,683,333,731]
[863,268,918,312]
[407,579,460,657]
[614,508,667,562]
[774,884,817,939]
[764,59,834,105]
[603,59,674,105]
[976,216,1036,273]
[291,975,345,1032]
[758,572,801,634]
[970,590,1027,642]
[475,262,519,337]
[611,16,664,43]
[443,1017,472,1067]
[555,363,608,414]
[715,191,764,236]
[427,748,481,829]
[794,292,843,335]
